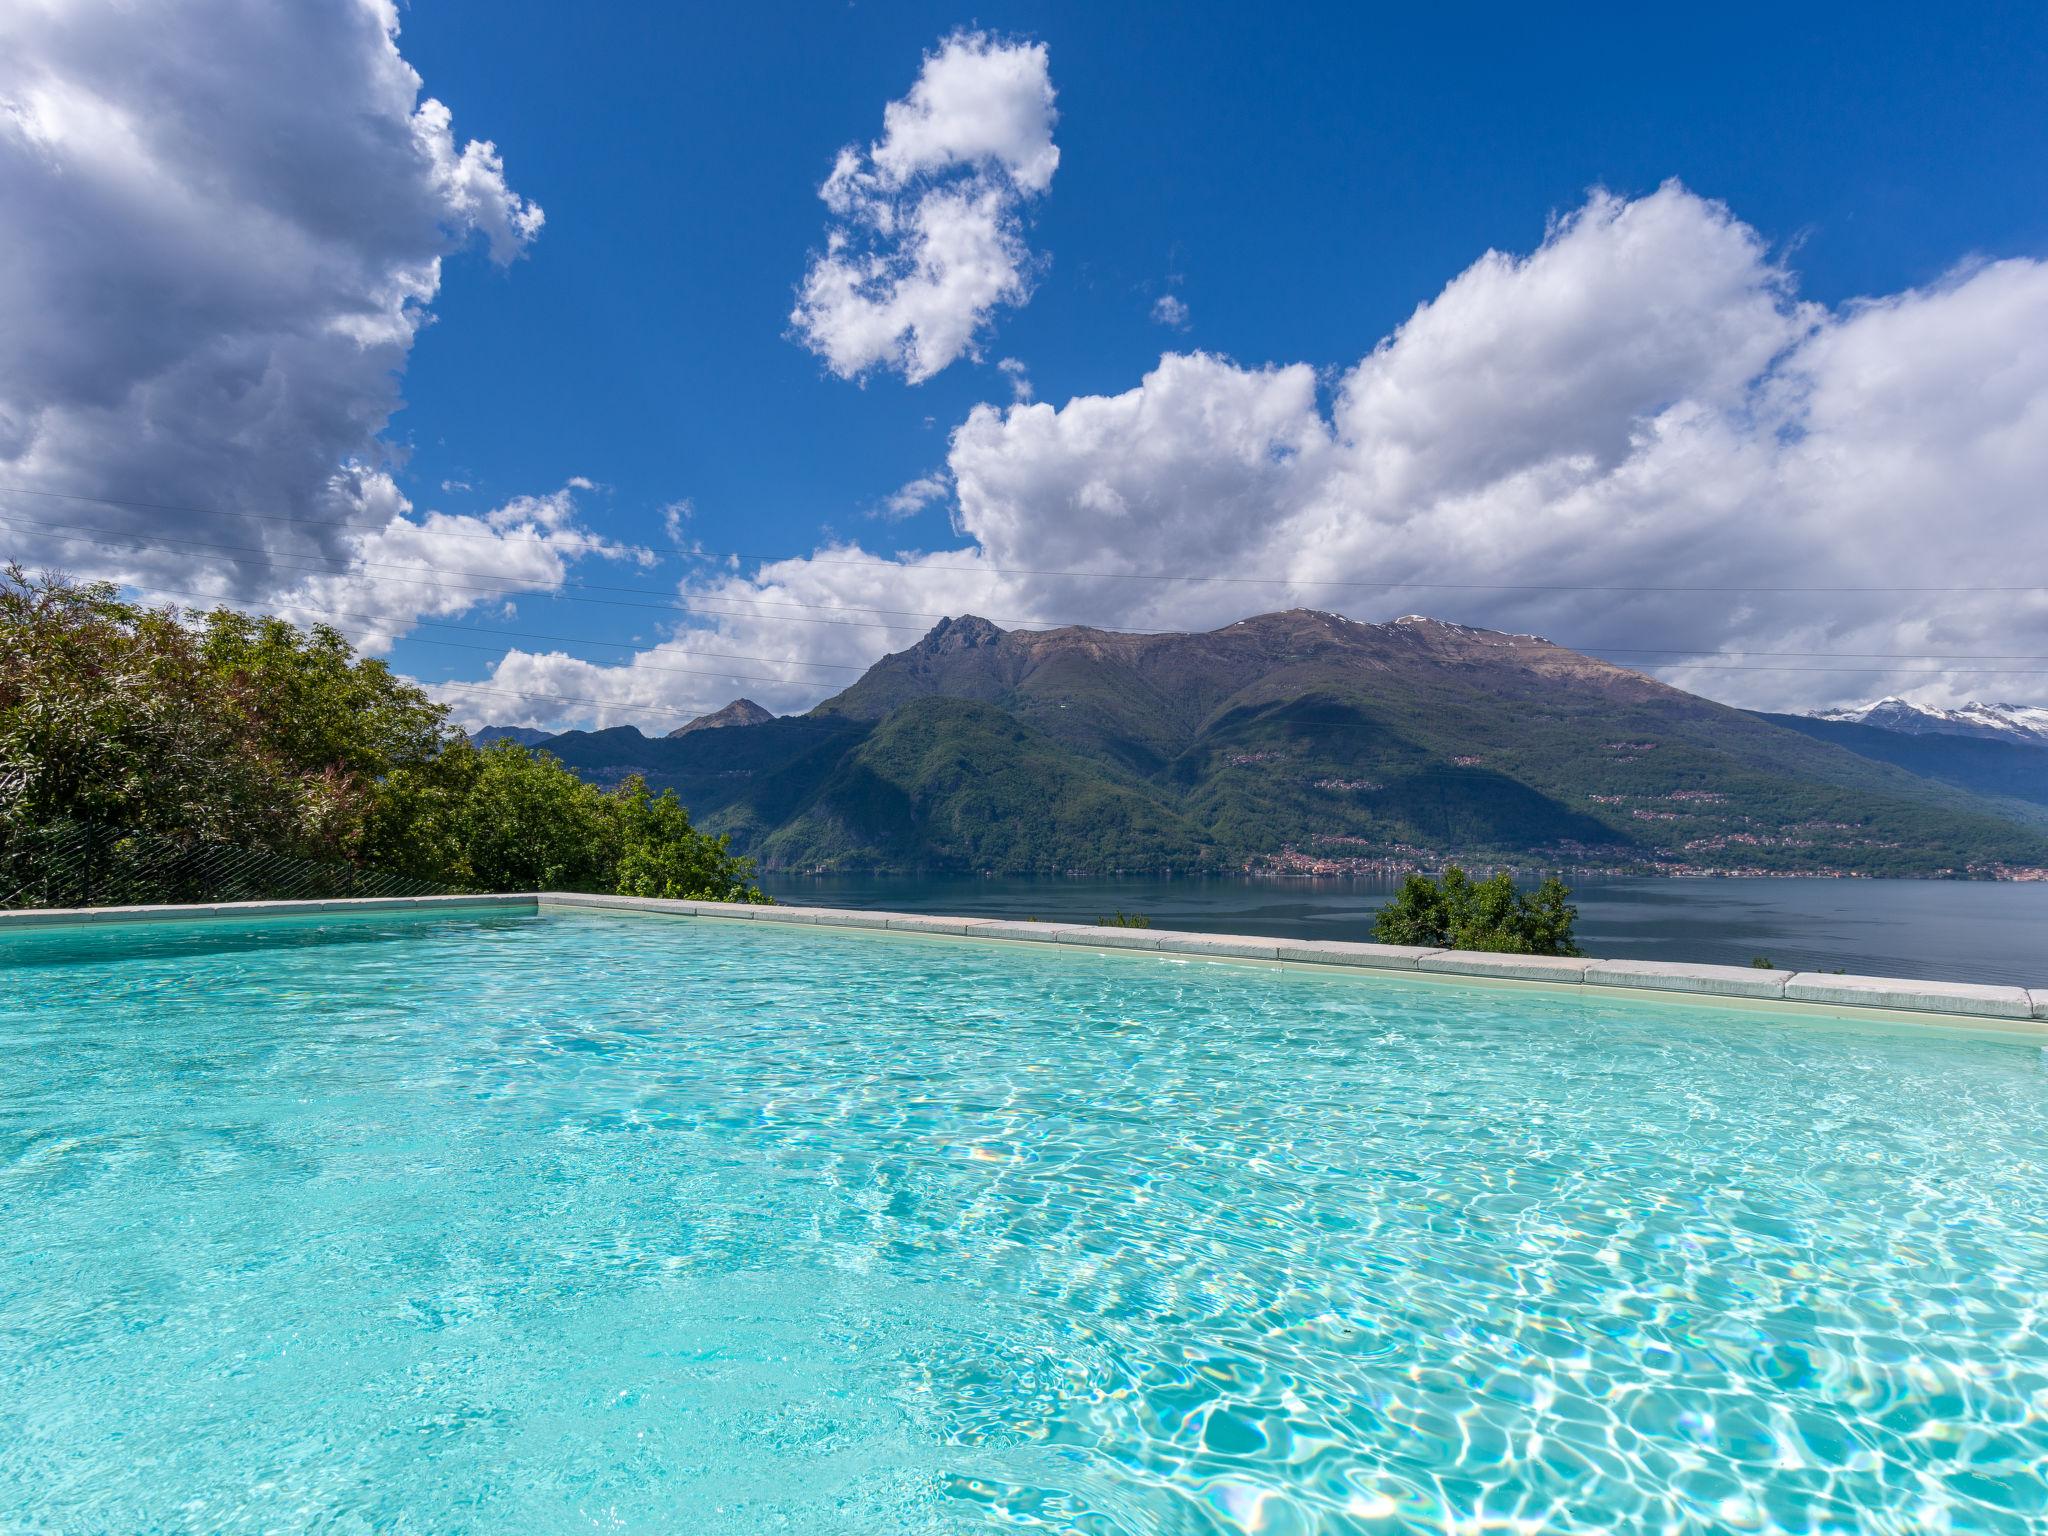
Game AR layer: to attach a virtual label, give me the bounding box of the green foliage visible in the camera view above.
[0,569,764,907]
[1750,956,1775,969]
[1372,865,1581,955]
[1,565,442,864]
[755,697,1214,874]
[363,738,764,900]
[1096,910,1151,928]
[610,777,768,902]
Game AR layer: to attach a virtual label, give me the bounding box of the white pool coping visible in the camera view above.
[7,890,2039,1030]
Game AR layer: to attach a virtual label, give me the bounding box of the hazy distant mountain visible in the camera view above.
[469,725,557,748]
[1811,696,2048,748]
[666,698,775,738]
[529,611,2048,877]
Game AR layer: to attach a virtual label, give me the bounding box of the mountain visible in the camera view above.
[666,698,775,738]
[534,611,2048,878]
[1811,696,2048,748]
[470,725,557,748]
[1755,712,2048,818]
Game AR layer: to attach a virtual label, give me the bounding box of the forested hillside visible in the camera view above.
[1755,712,2048,819]
[532,611,2048,878]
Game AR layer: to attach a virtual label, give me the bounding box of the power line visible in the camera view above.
[4,511,728,605]
[735,549,2048,596]
[428,682,784,723]
[0,515,935,633]
[305,631,816,689]
[11,509,2048,677]
[5,481,2041,596]
[129,580,867,675]
[116,571,2048,667]
[1573,649,2048,661]
[432,692,2048,741]
[0,483,642,551]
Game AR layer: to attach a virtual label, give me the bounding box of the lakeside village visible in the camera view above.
[1251,842,2048,882]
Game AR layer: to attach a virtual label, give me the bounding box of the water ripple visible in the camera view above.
[3,910,2047,1532]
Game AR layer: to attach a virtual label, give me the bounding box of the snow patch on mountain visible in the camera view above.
[1812,697,2048,748]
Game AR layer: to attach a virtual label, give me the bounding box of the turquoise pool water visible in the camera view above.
[4,910,2046,1533]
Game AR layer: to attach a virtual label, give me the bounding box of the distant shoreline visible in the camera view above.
[764,864,2048,883]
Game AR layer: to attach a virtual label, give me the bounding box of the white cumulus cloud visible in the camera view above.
[274,478,649,653]
[465,183,2048,728]
[790,32,1057,385]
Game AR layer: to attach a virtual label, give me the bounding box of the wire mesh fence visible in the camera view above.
[0,821,460,910]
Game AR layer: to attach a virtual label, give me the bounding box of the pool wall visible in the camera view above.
[6,889,2043,1027]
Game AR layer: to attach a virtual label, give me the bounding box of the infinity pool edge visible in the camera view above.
[7,890,2039,1031]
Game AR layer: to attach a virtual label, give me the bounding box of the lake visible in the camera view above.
[762,873,2048,987]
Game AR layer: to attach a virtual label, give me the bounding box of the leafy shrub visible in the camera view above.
[1096,910,1152,928]
[1,568,765,907]
[1371,865,1579,955]
[610,777,768,902]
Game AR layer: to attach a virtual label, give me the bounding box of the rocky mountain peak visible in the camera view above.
[918,614,1007,654]
[666,698,775,738]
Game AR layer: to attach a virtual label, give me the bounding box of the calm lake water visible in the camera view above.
[763,874,2048,987]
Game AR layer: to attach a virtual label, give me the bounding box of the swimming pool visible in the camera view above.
[4,907,2046,1532]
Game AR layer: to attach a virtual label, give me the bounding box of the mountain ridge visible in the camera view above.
[530,611,2048,878]
[468,724,557,748]
[667,697,775,738]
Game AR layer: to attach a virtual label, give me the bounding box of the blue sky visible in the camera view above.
[4,0,2046,726]
[396,0,2046,548]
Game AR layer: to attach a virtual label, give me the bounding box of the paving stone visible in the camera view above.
[1584,958,1791,999]
[1053,926,1164,950]
[541,893,755,920]
[882,914,990,935]
[756,906,891,929]
[1417,951,1591,983]
[1783,973,2036,1020]
[1274,939,1434,970]
[1152,932,1283,961]
[966,920,1074,944]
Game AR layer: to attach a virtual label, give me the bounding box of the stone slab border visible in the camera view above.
[4,891,2042,1029]
[0,894,537,929]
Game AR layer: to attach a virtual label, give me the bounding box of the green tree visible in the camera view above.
[198,608,445,780]
[363,739,765,900]
[2,567,259,843]
[363,736,615,891]
[611,777,766,902]
[1,566,450,865]
[2,569,767,907]
[1372,865,1581,955]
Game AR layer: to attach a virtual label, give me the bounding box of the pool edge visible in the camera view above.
[6,890,2042,1032]
[529,893,2046,1031]
[0,893,539,929]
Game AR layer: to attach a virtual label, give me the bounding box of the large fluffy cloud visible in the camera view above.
[464,183,2048,729]
[790,32,1058,384]
[0,0,607,638]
